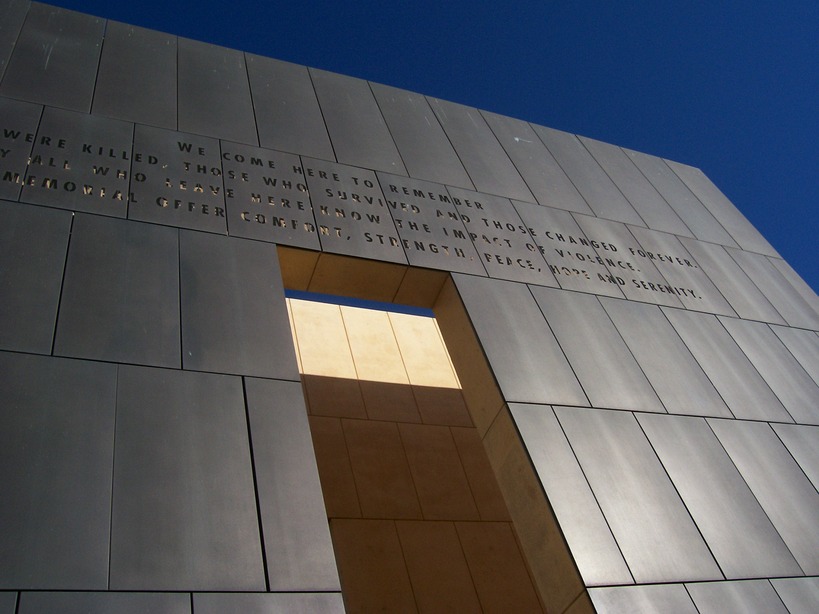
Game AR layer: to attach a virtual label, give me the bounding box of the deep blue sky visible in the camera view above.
[50,1,819,293]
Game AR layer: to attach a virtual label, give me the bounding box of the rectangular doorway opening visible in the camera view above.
[285,281,545,613]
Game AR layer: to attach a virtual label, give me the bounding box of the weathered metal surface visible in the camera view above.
[686,580,789,614]
[663,308,792,422]
[531,288,663,412]
[601,298,731,417]
[0,199,70,353]
[178,37,257,145]
[589,584,698,614]
[579,135,692,236]
[511,404,633,585]
[92,22,177,129]
[310,68,405,174]
[245,378,341,590]
[55,214,180,368]
[110,365,265,590]
[246,54,334,160]
[18,592,190,614]
[667,159,779,256]
[709,417,819,574]
[556,407,721,583]
[180,230,299,379]
[0,3,104,111]
[0,352,116,589]
[429,97,534,202]
[0,95,40,201]
[453,274,586,406]
[638,414,801,578]
[534,125,643,225]
[372,82,473,188]
[483,111,591,213]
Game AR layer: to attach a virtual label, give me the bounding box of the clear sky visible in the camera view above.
[47,0,819,293]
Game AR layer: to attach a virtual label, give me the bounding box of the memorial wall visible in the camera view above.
[1,1,818,612]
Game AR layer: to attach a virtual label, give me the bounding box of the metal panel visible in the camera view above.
[666,159,779,256]
[728,247,819,330]
[513,200,625,297]
[602,298,731,417]
[771,577,819,614]
[178,38,257,145]
[510,404,633,585]
[0,200,70,353]
[0,0,30,82]
[579,136,693,236]
[300,157,406,263]
[626,148,738,246]
[482,111,591,213]
[771,424,819,490]
[110,365,265,590]
[0,593,13,614]
[54,214,180,368]
[376,172,486,275]
[638,414,801,578]
[555,407,721,583]
[719,316,819,425]
[446,185,556,286]
[245,378,340,591]
[532,125,643,225]
[21,106,132,217]
[573,214,683,307]
[309,68,405,174]
[129,124,227,233]
[628,225,735,315]
[371,82,473,188]
[18,592,190,614]
[589,584,697,614]
[180,231,299,379]
[428,97,533,202]
[768,257,819,317]
[709,418,819,574]
[0,352,116,589]
[246,54,334,160]
[771,324,819,385]
[686,580,789,614]
[679,237,786,324]
[92,21,176,129]
[0,94,40,201]
[530,288,663,412]
[453,274,587,406]
[0,3,104,112]
[662,308,792,422]
[221,143,319,249]
[193,592,345,614]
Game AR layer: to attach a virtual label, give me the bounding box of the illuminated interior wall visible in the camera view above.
[1,2,818,613]
[288,298,543,612]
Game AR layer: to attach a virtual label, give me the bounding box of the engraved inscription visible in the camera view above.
[129,125,226,233]
[301,157,406,264]
[377,172,486,275]
[446,186,557,286]
[222,144,319,249]
[20,107,132,217]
